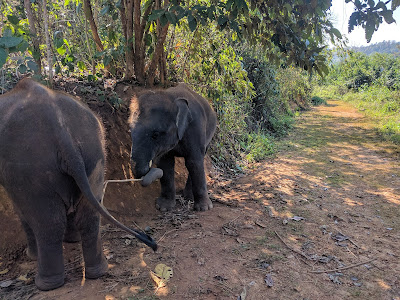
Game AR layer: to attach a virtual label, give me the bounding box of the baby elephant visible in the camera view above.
[129,83,217,211]
[0,79,156,291]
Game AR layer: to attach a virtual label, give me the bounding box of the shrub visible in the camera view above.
[311,96,327,106]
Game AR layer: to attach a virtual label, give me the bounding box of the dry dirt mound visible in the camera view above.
[1,97,400,300]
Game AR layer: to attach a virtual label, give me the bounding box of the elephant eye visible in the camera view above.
[152,131,160,140]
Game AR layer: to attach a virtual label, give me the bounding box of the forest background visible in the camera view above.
[0,0,399,171]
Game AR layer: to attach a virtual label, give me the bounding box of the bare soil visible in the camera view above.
[1,95,400,300]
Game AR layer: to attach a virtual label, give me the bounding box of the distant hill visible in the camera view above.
[351,41,400,55]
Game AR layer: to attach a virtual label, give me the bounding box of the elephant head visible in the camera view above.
[129,92,192,178]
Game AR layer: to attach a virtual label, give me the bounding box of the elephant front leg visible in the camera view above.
[156,154,176,211]
[185,158,213,211]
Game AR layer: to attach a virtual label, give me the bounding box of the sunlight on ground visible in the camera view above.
[261,248,275,255]
[268,206,293,219]
[380,190,400,205]
[155,286,169,296]
[343,197,364,207]
[376,278,391,290]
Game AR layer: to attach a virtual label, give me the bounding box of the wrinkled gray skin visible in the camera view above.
[129,84,217,211]
[0,79,154,291]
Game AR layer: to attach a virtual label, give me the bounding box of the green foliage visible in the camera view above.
[324,50,400,91]
[243,133,274,162]
[311,85,342,100]
[0,8,38,72]
[348,0,397,43]
[341,85,400,143]
[276,66,312,112]
[311,96,327,106]
[351,41,400,55]
[242,55,290,136]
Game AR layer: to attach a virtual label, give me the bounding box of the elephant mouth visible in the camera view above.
[130,160,153,179]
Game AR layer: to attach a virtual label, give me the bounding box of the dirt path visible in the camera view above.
[1,99,400,300]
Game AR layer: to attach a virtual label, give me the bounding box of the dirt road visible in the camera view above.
[1,99,399,300]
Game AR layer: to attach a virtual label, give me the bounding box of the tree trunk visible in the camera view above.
[24,0,42,75]
[83,0,104,52]
[133,0,145,84]
[119,0,128,41]
[146,23,169,86]
[42,0,53,86]
[124,0,134,79]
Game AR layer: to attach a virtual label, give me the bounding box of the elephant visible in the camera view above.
[0,78,156,291]
[129,83,217,211]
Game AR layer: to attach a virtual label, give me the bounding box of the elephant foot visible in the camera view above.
[35,273,65,291]
[193,198,213,211]
[85,257,108,279]
[156,197,176,212]
[25,247,38,261]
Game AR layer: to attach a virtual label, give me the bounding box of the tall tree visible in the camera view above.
[42,0,53,86]
[24,0,41,75]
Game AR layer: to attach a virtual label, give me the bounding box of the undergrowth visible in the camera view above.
[313,84,400,144]
[342,86,400,143]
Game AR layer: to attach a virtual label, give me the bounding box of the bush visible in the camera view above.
[276,66,312,111]
[311,96,327,106]
[244,133,274,163]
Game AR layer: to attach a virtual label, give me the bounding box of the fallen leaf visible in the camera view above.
[150,271,166,288]
[0,280,13,288]
[154,264,173,281]
[150,264,173,288]
[264,274,274,287]
[17,275,28,282]
[0,269,9,275]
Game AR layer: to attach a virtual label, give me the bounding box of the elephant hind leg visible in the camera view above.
[20,219,38,260]
[35,220,66,290]
[183,174,194,201]
[75,202,108,279]
[63,212,81,243]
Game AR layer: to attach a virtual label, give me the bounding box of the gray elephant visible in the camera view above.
[0,78,156,291]
[129,83,217,211]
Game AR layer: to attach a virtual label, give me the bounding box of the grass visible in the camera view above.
[314,84,400,145]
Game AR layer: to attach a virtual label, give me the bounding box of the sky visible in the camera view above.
[330,0,400,46]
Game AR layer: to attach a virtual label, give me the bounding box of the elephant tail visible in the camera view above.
[75,171,158,251]
[58,132,157,251]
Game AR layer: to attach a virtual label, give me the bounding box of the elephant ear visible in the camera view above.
[175,98,192,140]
